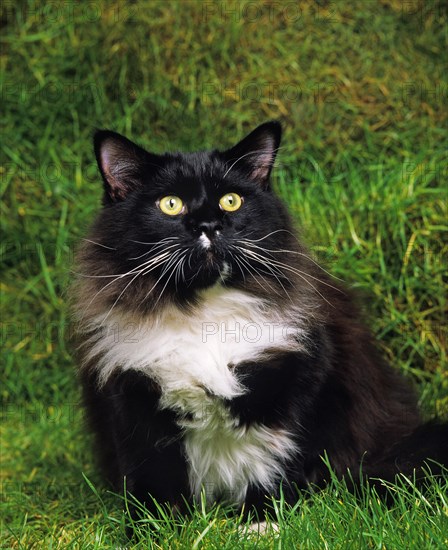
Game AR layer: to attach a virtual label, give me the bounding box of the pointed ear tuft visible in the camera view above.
[94,130,162,202]
[223,121,282,187]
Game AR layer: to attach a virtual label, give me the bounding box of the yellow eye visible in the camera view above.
[219,193,243,212]
[158,196,184,216]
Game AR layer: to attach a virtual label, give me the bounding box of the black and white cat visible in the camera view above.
[73,122,447,519]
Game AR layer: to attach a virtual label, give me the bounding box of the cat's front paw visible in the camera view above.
[244,520,280,536]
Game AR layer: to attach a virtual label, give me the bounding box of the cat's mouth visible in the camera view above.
[185,238,229,287]
[198,243,224,269]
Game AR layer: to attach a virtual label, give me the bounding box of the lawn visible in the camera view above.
[1,0,447,547]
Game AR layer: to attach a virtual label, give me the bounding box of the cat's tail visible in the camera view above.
[362,421,448,490]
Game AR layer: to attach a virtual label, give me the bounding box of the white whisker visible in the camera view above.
[234,246,293,302]
[232,255,247,283]
[236,240,344,283]
[151,251,188,308]
[81,250,178,322]
[234,253,281,296]
[127,242,181,261]
[235,245,336,307]
[141,249,185,304]
[130,237,180,246]
[223,146,283,179]
[82,238,116,250]
[99,249,184,324]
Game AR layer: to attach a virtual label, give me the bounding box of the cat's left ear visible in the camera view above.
[223,121,282,188]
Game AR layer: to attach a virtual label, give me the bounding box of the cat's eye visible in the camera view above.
[158,196,184,216]
[219,193,243,212]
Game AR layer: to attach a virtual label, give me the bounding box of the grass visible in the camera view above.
[1,0,447,547]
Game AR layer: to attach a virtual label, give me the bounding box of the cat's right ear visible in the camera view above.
[94,130,164,203]
[223,121,282,189]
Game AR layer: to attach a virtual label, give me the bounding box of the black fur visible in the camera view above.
[73,121,448,522]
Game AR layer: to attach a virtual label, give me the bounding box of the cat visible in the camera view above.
[72,121,447,522]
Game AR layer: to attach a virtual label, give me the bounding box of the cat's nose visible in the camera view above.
[197,221,223,238]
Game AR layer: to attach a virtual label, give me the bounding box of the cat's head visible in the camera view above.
[82,122,301,313]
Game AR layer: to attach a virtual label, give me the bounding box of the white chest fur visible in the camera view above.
[85,286,304,503]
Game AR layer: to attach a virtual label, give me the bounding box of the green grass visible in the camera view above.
[1,0,447,547]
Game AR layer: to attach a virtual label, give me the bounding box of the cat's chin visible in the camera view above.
[183,247,230,290]
[187,262,226,290]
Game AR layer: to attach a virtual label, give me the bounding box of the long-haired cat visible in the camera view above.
[72,121,447,521]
